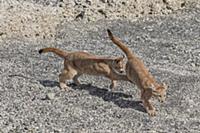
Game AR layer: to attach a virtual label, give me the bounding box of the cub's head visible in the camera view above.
[111,56,125,73]
[152,83,167,102]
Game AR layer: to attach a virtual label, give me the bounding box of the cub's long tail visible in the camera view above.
[39,47,68,58]
[107,29,133,59]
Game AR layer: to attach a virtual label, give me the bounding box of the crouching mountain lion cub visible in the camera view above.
[39,47,128,90]
[107,29,167,116]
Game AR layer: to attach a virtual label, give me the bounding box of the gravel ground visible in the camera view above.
[0,7,200,133]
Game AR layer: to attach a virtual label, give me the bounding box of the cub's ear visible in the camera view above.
[161,82,168,89]
[145,87,157,97]
[149,84,159,94]
[117,55,125,60]
[118,55,125,60]
[115,57,123,63]
[147,84,155,91]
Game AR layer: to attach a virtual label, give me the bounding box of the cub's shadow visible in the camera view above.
[39,80,145,113]
[39,80,59,87]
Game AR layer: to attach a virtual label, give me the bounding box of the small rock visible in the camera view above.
[191,63,196,67]
[0,32,4,36]
[46,92,55,100]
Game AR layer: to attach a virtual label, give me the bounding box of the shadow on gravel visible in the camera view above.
[39,80,60,88]
[39,80,146,113]
[70,83,146,113]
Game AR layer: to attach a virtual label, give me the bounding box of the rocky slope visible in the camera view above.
[0,0,199,42]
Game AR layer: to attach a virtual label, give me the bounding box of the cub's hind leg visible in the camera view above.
[72,74,81,86]
[59,69,77,91]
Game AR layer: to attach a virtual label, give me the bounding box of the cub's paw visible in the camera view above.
[147,109,156,116]
[59,83,70,91]
[74,81,81,86]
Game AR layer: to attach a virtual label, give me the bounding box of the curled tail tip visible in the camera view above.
[38,49,43,54]
[107,29,113,38]
[107,29,111,33]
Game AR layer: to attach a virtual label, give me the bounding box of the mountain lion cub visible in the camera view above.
[39,47,128,90]
[107,29,167,116]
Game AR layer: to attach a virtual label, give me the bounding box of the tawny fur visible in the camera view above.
[107,29,167,116]
[39,47,128,91]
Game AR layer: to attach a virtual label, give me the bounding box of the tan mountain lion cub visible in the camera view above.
[107,29,167,116]
[39,47,128,90]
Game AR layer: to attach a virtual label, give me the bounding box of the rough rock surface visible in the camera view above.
[0,0,199,42]
[0,0,200,132]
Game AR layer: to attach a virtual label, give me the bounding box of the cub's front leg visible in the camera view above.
[142,99,156,116]
[141,88,156,116]
[110,80,117,90]
[109,71,129,91]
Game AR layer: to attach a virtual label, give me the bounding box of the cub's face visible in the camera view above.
[152,83,167,102]
[112,56,125,73]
